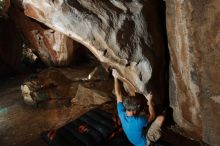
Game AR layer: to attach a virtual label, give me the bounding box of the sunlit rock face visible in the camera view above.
[22,0,167,102]
[166,0,220,145]
[9,2,75,66]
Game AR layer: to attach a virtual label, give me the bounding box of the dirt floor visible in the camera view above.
[0,66,208,146]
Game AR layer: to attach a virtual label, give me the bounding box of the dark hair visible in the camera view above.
[123,93,144,112]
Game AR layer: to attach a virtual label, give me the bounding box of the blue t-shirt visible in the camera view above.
[117,102,148,146]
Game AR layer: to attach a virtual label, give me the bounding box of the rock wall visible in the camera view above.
[21,0,167,104]
[166,0,220,145]
[8,2,75,66]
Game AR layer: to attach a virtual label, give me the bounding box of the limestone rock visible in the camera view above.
[20,0,168,111]
[166,0,220,145]
[9,2,75,66]
[22,0,156,97]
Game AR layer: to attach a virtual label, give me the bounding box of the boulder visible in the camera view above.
[166,0,220,145]
[21,0,167,105]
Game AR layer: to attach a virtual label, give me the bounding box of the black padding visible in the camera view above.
[67,119,104,144]
[42,108,117,146]
[93,108,113,120]
[42,108,173,146]
[79,115,111,138]
[55,128,85,146]
[85,110,115,131]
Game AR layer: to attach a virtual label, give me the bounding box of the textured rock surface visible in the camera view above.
[9,2,75,66]
[166,0,220,145]
[22,0,165,98]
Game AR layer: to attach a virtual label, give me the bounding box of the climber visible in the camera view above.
[112,69,165,146]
